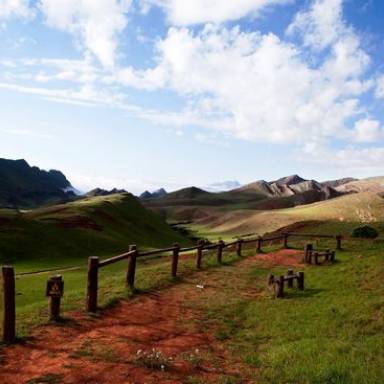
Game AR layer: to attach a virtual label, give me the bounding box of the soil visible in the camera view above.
[0,249,303,384]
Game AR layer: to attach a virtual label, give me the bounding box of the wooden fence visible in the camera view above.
[2,232,343,343]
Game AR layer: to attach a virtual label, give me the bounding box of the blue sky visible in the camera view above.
[0,0,383,194]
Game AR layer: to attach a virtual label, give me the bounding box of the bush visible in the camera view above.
[351,225,379,239]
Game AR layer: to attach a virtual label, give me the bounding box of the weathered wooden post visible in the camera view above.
[336,235,342,250]
[283,233,289,249]
[304,243,313,263]
[287,269,294,288]
[257,236,262,253]
[236,239,243,257]
[217,240,224,263]
[314,252,319,265]
[127,245,137,289]
[276,275,285,298]
[325,249,330,261]
[297,271,304,290]
[2,266,16,343]
[171,243,180,278]
[196,240,204,269]
[86,256,99,312]
[46,275,64,322]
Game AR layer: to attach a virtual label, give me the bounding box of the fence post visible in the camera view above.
[127,245,137,289]
[257,236,262,253]
[236,239,243,257]
[2,266,15,343]
[297,271,304,290]
[304,243,313,263]
[336,235,342,250]
[217,240,224,263]
[196,240,204,269]
[86,256,99,312]
[325,249,330,261]
[267,273,275,286]
[314,252,319,265]
[171,243,180,278]
[287,269,294,288]
[46,274,64,322]
[276,275,285,298]
[283,233,289,249]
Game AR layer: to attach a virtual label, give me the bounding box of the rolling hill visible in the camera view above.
[143,175,353,224]
[0,193,189,267]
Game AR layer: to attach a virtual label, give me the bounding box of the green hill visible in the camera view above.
[0,193,189,269]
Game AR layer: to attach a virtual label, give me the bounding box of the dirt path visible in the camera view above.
[0,249,303,384]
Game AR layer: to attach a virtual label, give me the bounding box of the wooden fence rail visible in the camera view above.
[1,231,345,341]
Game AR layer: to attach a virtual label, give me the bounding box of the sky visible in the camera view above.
[0,0,384,194]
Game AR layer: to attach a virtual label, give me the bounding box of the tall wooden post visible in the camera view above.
[283,233,289,249]
[127,245,137,289]
[336,235,342,250]
[86,256,99,312]
[297,271,304,290]
[257,236,262,253]
[2,266,15,343]
[171,243,180,278]
[236,239,243,257]
[217,240,224,263]
[287,269,294,288]
[196,240,204,269]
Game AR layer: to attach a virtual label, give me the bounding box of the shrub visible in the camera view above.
[351,225,379,239]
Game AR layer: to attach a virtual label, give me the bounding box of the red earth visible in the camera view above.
[0,249,304,384]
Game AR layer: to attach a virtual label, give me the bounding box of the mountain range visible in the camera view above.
[0,157,375,213]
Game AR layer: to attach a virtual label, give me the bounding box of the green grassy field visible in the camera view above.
[184,237,384,383]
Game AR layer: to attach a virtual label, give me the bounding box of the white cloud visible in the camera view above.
[39,0,132,67]
[144,0,291,25]
[303,145,384,171]
[110,16,372,144]
[0,0,33,20]
[287,0,345,50]
[352,119,384,143]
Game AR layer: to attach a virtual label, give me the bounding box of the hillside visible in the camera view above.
[0,158,76,208]
[192,189,384,237]
[0,193,189,268]
[144,175,352,224]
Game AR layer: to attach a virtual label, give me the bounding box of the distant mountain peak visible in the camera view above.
[86,188,127,197]
[0,157,75,208]
[140,188,167,200]
[274,174,307,186]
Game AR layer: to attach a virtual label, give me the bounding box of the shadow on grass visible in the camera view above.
[283,287,323,299]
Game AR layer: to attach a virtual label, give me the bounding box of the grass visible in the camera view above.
[0,193,190,270]
[184,238,384,383]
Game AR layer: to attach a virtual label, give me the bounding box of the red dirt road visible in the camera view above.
[0,249,303,384]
